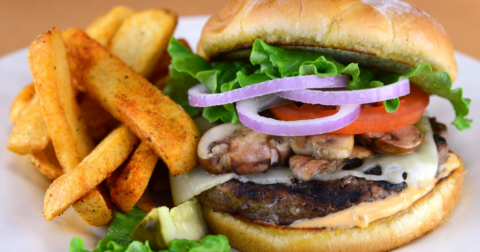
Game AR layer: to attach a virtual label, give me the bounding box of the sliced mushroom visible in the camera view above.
[349,145,375,159]
[290,134,354,160]
[310,134,354,160]
[268,137,292,166]
[356,125,425,154]
[198,123,290,175]
[198,123,245,174]
[289,155,347,181]
[289,136,312,156]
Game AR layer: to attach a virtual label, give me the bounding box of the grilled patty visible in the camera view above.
[197,176,406,225]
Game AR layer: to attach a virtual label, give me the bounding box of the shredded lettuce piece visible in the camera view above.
[69,235,230,252]
[166,38,471,130]
[68,206,230,252]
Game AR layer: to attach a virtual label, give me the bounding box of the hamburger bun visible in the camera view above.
[194,1,463,251]
[197,0,457,80]
[202,153,464,252]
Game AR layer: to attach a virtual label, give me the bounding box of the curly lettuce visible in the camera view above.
[68,206,230,252]
[166,38,471,130]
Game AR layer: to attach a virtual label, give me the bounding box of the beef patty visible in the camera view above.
[197,176,406,225]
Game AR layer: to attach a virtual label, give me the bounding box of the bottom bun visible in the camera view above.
[202,153,464,252]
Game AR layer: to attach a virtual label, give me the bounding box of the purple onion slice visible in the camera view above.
[188,75,348,107]
[236,95,361,136]
[276,78,410,105]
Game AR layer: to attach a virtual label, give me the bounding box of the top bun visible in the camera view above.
[198,0,457,80]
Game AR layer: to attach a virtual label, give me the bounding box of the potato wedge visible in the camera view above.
[64,29,200,176]
[108,9,177,78]
[28,142,64,180]
[9,83,36,124]
[44,124,139,221]
[29,28,112,226]
[29,28,95,170]
[110,141,158,213]
[79,95,118,142]
[73,185,114,226]
[7,95,50,154]
[137,189,157,213]
[86,6,135,46]
[9,90,63,180]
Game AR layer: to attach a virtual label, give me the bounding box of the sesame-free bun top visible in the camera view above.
[198,0,457,81]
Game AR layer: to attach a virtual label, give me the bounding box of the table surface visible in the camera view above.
[1,0,479,59]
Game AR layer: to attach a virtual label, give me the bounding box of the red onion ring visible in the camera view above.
[188,75,348,107]
[236,95,361,136]
[276,78,410,105]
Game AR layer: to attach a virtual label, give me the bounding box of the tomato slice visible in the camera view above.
[269,84,429,134]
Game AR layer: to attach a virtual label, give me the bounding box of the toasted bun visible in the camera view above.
[202,153,464,252]
[198,0,457,81]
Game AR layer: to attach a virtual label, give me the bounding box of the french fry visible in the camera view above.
[29,28,95,170]
[29,28,112,226]
[73,185,114,226]
[79,95,118,142]
[86,6,135,47]
[7,95,50,154]
[108,9,177,78]
[43,125,139,221]
[64,29,200,176]
[110,142,158,213]
[9,83,36,124]
[137,189,157,213]
[9,88,63,180]
[28,142,64,180]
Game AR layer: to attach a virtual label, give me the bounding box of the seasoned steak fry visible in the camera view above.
[44,125,139,221]
[29,28,112,226]
[7,95,50,154]
[63,29,200,176]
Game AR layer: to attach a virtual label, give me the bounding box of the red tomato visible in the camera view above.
[269,84,429,134]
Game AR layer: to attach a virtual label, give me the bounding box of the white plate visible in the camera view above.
[0,16,479,251]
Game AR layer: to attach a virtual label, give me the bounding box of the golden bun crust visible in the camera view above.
[198,0,457,81]
[202,153,464,252]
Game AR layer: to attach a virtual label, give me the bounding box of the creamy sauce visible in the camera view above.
[291,153,460,229]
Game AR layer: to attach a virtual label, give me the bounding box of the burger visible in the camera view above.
[165,0,472,251]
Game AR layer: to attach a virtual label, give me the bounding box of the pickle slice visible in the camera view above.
[131,197,209,249]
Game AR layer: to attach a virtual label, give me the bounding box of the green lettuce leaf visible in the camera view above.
[68,205,231,252]
[165,38,471,130]
[69,235,230,252]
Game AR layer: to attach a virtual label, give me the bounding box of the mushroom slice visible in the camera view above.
[289,134,354,160]
[310,134,354,160]
[289,136,313,156]
[228,129,273,175]
[356,125,425,154]
[198,123,246,174]
[349,145,375,159]
[289,155,347,181]
[197,123,291,175]
[268,137,292,166]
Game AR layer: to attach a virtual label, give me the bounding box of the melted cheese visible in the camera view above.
[291,153,460,229]
[170,165,295,205]
[313,116,438,189]
[171,117,438,205]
